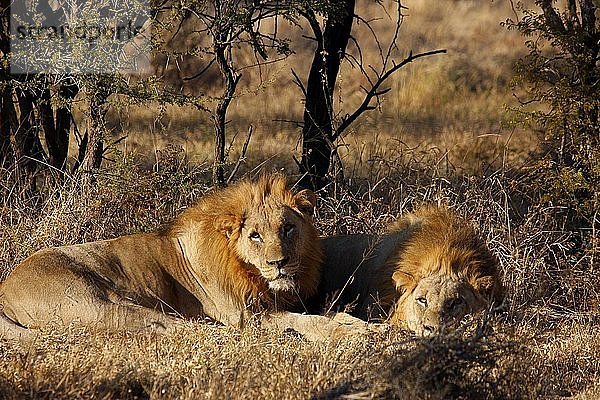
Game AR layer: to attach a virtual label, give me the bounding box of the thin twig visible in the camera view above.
[291,68,307,98]
[227,125,253,184]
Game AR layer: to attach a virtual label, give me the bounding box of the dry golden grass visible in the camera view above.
[1,144,599,398]
[2,318,591,400]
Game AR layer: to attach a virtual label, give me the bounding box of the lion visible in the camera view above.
[0,174,369,342]
[311,206,502,336]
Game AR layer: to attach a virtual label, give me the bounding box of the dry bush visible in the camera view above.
[0,145,209,277]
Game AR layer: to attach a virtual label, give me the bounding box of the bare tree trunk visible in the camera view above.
[0,76,12,162]
[299,0,355,191]
[0,1,13,166]
[81,113,105,171]
[37,87,59,166]
[54,80,78,169]
[15,87,45,174]
[1,0,45,175]
[213,35,241,187]
[79,82,109,173]
[0,83,16,166]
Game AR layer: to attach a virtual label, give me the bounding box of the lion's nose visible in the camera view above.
[267,257,289,269]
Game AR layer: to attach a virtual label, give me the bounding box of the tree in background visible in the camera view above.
[296,0,444,190]
[0,0,142,182]
[162,0,444,189]
[163,0,332,186]
[1,0,444,190]
[298,0,354,190]
[2,0,306,187]
[0,0,79,180]
[507,0,599,224]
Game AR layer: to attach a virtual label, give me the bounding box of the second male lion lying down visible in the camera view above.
[311,206,502,336]
[0,174,368,342]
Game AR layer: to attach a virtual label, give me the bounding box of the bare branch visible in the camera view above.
[347,37,375,88]
[354,15,384,62]
[383,0,405,66]
[299,9,323,44]
[183,58,216,81]
[334,49,447,140]
[368,64,381,80]
[291,68,307,98]
[237,55,289,72]
[273,118,304,129]
[374,87,391,96]
[227,125,253,184]
[301,35,318,42]
[346,35,364,69]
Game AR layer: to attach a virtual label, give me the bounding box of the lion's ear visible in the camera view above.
[293,189,317,216]
[392,270,415,292]
[215,214,242,238]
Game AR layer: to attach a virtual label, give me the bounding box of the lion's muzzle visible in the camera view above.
[267,263,298,292]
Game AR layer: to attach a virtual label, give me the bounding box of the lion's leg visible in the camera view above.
[1,266,182,334]
[263,312,381,342]
[1,301,181,338]
[96,302,183,333]
[0,312,36,343]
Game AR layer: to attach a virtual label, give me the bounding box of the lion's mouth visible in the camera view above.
[267,268,296,292]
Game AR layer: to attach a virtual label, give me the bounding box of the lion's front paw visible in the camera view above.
[266,312,386,342]
[327,312,387,340]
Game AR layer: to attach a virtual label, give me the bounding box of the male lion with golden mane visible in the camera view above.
[0,174,367,341]
[311,206,502,336]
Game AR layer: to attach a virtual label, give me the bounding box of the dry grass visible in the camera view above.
[2,1,599,398]
[0,320,570,400]
[1,143,599,398]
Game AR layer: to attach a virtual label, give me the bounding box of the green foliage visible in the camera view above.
[505,1,600,224]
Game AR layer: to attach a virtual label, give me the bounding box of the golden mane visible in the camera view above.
[166,174,323,312]
[388,206,502,302]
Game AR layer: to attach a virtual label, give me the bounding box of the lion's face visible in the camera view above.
[384,206,501,336]
[235,205,310,292]
[211,184,319,295]
[390,274,488,336]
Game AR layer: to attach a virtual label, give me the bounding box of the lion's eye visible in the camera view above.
[283,224,295,237]
[249,232,262,242]
[449,297,463,310]
[416,297,427,307]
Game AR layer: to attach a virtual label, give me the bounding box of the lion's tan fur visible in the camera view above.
[313,206,502,335]
[0,174,341,341]
[387,206,500,291]
[387,206,502,334]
